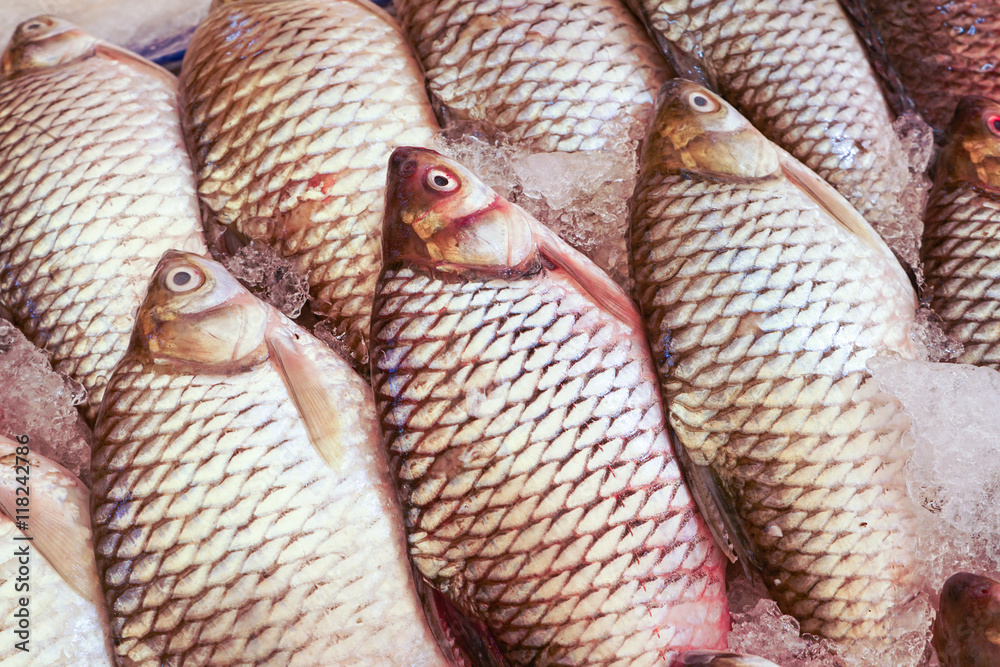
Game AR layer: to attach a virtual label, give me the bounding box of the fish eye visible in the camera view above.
[988,115,1000,136]
[426,168,459,193]
[163,265,204,293]
[687,90,719,113]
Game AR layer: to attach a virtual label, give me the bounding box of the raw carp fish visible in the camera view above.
[629,80,920,647]
[91,251,450,666]
[0,16,207,423]
[922,95,1000,369]
[371,146,729,665]
[393,0,672,152]
[0,436,115,666]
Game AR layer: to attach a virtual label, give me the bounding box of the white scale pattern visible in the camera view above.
[0,55,206,423]
[372,266,728,666]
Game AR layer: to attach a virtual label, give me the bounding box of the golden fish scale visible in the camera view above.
[630,0,901,239]
[92,348,446,666]
[393,0,671,152]
[180,0,439,362]
[629,173,919,641]
[371,267,728,666]
[0,58,206,424]
[922,185,1000,368]
[869,1,1000,130]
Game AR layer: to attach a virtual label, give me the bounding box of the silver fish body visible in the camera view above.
[180,0,440,364]
[629,80,920,645]
[371,147,729,666]
[91,251,450,666]
[0,16,207,423]
[393,0,672,152]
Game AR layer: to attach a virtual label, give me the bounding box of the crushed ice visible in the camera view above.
[0,320,92,485]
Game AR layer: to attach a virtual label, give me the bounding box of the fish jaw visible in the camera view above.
[644,80,780,180]
[0,16,96,78]
[933,572,1000,666]
[383,146,536,275]
[936,96,1000,190]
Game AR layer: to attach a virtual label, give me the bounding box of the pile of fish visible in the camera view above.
[0,0,998,665]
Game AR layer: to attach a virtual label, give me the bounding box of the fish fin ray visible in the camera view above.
[266,328,343,469]
[776,148,888,255]
[667,423,761,574]
[93,43,177,89]
[416,577,510,667]
[529,217,643,332]
[0,445,104,609]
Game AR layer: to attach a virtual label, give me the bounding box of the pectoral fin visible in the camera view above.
[776,147,889,255]
[266,327,344,470]
[667,424,761,576]
[0,440,104,609]
[529,217,644,333]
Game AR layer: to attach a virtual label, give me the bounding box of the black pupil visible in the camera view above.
[992,118,1000,132]
[172,271,192,286]
[693,95,707,107]
[433,174,450,187]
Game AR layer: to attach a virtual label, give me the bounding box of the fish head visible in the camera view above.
[383,146,536,274]
[933,572,1000,664]
[1,16,97,78]
[642,79,779,180]
[134,250,270,371]
[938,96,1000,190]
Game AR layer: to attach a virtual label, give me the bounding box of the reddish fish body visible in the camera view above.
[371,147,728,666]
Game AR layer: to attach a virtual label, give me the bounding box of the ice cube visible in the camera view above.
[220,242,310,320]
[439,132,639,289]
[870,357,1000,592]
[0,320,93,485]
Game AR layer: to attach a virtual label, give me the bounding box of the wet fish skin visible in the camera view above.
[91,251,449,666]
[866,0,1000,131]
[932,572,1000,667]
[625,0,908,250]
[179,0,440,365]
[629,80,919,643]
[922,96,1000,368]
[393,0,672,152]
[0,436,115,666]
[371,146,729,666]
[0,16,207,424]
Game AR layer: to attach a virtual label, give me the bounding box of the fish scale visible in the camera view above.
[0,22,206,425]
[922,186,1000,368]
[631,161,920,641]
[867,0,1000,131]
[372,265,728,666]
[93,341,448,666]
[180,0,439,363]
[393,0,670,152]
[626,0,909,251]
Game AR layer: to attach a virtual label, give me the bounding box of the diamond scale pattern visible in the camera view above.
[394,0,671,153]
[180,0,439,363]
[92,336,446,666]
[869,1,1000,130]
[922,184,1000,368]
[0,51,206,424]
[630,169,920,641]
[371,266,728,666]
[628,0,908,248]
